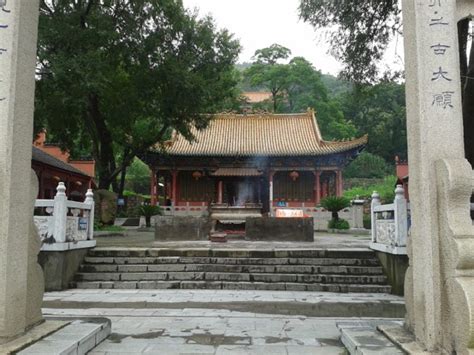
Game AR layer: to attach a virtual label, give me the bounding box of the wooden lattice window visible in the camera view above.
[178,171,216,202]
[273,171,314,202]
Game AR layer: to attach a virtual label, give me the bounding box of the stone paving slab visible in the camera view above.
[43,289,405,318]
[337,321,405,355]
[0,321,68,355]
[18,318,111,355]
[43,307,396,354]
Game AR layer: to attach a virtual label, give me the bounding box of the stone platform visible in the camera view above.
[43,289,405,318]
[94,231,372,249]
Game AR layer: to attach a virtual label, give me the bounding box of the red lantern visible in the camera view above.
[289,171,299,181]
[192,171,203,180]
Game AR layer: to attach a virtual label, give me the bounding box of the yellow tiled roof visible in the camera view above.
[243,91,273,104]
[157,111,367,157]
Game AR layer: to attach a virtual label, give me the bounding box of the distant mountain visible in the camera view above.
[321,74,353,97]
[235,62,252,71]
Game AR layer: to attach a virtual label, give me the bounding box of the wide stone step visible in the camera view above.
[75,272,387,285]
[79,263,384,275]
[338,323,405,354]
[83,256,381,267]
[17,318,111,355]
[88,248,377,259]
[73,280,392,293]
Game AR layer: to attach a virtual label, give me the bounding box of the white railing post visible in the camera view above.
[351,197,365,229]
[84,189,95,240]
[52,182,68,243]
[371,191,381,243]
[394,184,408,247]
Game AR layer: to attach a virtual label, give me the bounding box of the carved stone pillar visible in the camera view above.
[0,0,42,342]
[402,0,474,352]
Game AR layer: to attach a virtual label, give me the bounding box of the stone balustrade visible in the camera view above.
[34,182,96,251]
[370,185,408,255]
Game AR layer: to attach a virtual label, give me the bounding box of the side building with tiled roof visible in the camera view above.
[141,109,367,215]
[32,131,95,200]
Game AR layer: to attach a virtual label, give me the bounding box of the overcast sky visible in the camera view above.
[181,0,405,77]
[182,0,345,75]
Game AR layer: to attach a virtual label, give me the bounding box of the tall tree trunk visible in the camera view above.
[88,93,117,190]
[117,148,131,198]
[271,89,277,112]
[461,22,474,167]
[458,19,469,94]
[459,19,474,219]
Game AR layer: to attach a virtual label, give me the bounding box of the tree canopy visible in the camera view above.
[243,44,357,140]
[298,0,401,83]
[35,0,241,190]
[298,0,473,165]
[339,81,407,161]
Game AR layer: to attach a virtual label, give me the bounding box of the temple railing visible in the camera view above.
[34,182,96,251]
[370,185,409,255]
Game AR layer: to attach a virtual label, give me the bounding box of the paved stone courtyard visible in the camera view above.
[39,289,404,353]
[96,231,372,249]
[43,307,398,354]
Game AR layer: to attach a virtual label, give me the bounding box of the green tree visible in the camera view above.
[124,158,151,195]
[298,0,401,83]
[35,0,241,191]
[298,0,473,166]
[339,82,407,161]
[244,44,291,111]
[344,152,391,179]
[286,57,328,111]
[243,47,356,140]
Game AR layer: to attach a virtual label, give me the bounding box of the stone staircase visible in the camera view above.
[72,248,392,293]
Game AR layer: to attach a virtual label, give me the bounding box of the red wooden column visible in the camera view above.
[336,170,343,197]
[217,180,223,204]
[150,167,157,205]
[155,170,160,205]
[171,170,178,207]
[321,178,328,199]
[314,170,321,205]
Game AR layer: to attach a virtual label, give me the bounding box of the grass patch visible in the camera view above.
[95,225,125,232]
[344,175,397,203]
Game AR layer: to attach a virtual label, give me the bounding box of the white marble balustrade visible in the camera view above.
[369,185,408,255]
[34,182,96,251]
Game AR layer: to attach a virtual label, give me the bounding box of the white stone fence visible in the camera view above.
[34,182,96,251]
[369,185,409,255]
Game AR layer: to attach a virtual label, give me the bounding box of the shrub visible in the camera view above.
[344,175,397,202]
[139,205,163,217]
[320,196,351,221]
[139,205,163,228]
[363,214,371,229]
[344,152,392,179]
[328,218,350,230]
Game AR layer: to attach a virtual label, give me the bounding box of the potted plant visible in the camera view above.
[139,205,163,228]
[320,196,351,230]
